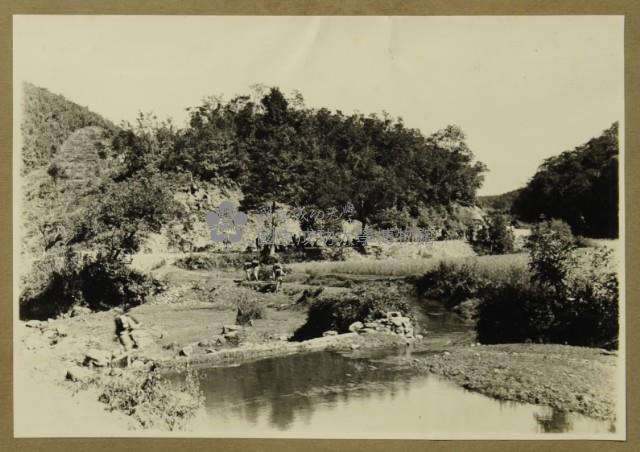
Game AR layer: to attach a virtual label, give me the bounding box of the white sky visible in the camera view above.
[13,15,624,195]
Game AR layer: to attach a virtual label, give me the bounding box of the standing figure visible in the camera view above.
[243,261,254,281]
[252,259,261,281]
[272,261,285,293]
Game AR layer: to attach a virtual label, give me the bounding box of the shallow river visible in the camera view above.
[179,297,616,437]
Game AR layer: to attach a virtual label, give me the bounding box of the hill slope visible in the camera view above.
[21,82,117,173]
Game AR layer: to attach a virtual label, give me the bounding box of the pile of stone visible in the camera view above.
[348,311,417,338]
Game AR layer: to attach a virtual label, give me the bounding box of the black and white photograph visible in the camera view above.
[12,15,625,438]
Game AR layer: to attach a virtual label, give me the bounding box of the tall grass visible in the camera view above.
[290,253,528,278]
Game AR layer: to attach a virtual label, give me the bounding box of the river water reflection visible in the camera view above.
[185,350,615,437]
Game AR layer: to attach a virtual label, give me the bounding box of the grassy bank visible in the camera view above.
[412,344,619,421]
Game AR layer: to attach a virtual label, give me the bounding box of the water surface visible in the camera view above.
[186,351,614,437]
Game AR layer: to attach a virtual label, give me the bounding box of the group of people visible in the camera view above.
[243,258,286,292]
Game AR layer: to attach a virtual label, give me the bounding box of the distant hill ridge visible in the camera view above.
[478,188,523,212]
[21,82,117,173]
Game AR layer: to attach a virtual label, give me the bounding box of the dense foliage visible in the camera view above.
[476,220,619,349]
[512,123,619,238]
[164,87,487,231]
[19,249,163,319]
[21,82,117,173]
[292,286,412,340]
[417,261,490,308]
[470,212,515,255]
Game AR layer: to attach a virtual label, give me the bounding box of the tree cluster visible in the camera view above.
[162,87,487,232]
[512,123,619,238]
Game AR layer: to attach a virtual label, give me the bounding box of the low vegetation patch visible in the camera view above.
[20,250,163,319]
[416,257,529,308]
[175,252,247,270]
[292,286,413,341]
[416,219,619,349]
[97,366,204,431]
[235,291,266,326]
[476,220,618,348]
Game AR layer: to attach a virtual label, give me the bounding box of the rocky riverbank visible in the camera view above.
[411,343,619,421]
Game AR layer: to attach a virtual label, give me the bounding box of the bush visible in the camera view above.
[470,212,515,255]
[475,222,619,349]
[526,219,576,292]
[235,291,265,326]
[416,261,489,308]
[292,286,412,341]
[175,252,247,270]
[98,366,204,431]
[19,248,85,319]
[476,278,557,344]
[20,249,161,319]
[79,254,161,311]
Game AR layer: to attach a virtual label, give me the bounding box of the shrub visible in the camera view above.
[416,261,489,308]
[235,291,265,326]
[476,278,557,344]
[175,252,247,270]
[20,249,161,319]
[98,366,204,431]
[476,227,619,348]
[526,218,576,293]
[79,254,161,311]
[470,212,515,255]
[292,286,412,340]
[19,248,85,319]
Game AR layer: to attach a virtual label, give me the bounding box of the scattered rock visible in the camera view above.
[130,360,146,370]
[416,334,424,340]
[83,349,111,367]
[65,366,93,383]
[222,325,241,334]
[163,341,178,350]
[55,326,68,337]
[179,345,193,357]
[25,320,45,329]
[111,354,129,368]
[443,351,451,357]
[348,321,364,332]
[43,329,58,340]
[70,306,92,317]
[322,330,338,337]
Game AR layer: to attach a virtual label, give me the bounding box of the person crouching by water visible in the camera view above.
[272,260,285,293]
[114,307,141,353]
